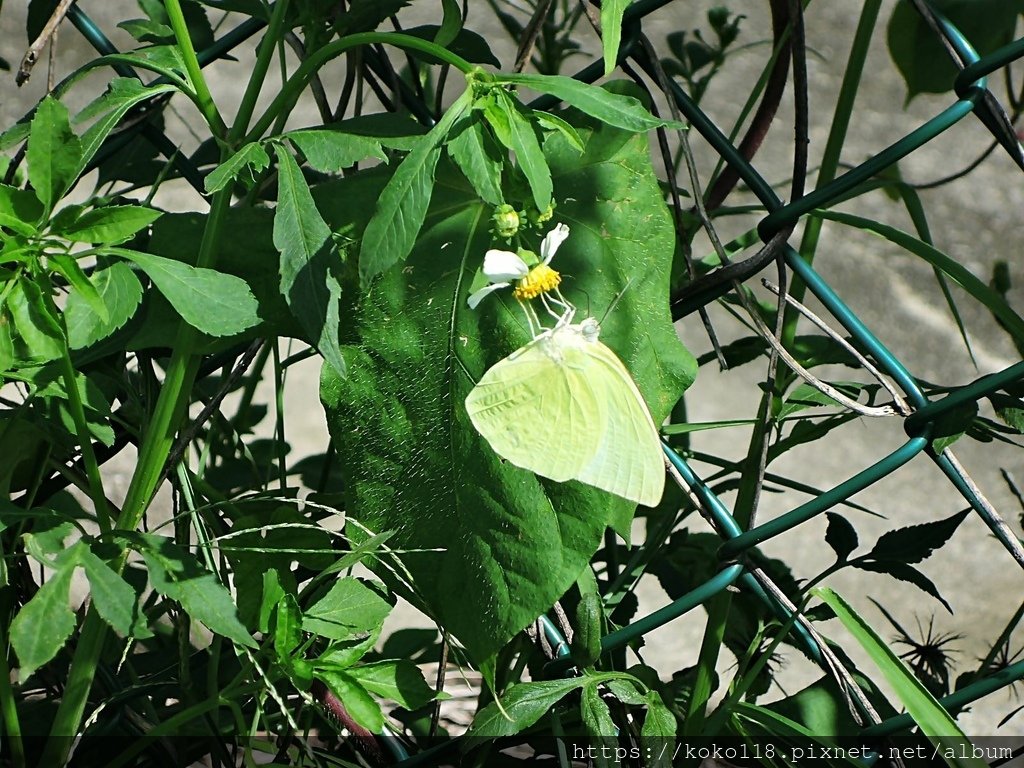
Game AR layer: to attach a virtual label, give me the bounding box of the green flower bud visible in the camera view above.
[491,204,521,239]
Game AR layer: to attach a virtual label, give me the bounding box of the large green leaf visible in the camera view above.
[887,0,1024,101]
[321,116,695,660]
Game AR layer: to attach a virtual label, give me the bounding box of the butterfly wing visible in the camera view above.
[573,339,665,507]
[465,335,603,483]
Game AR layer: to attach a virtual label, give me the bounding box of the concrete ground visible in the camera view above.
[3,0,1023,739]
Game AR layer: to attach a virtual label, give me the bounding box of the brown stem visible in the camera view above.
[704,0,792,211]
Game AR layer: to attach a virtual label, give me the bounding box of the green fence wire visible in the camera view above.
[53,0,1024,762]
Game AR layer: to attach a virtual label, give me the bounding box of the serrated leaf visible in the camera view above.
[990,393,1024,433]
[204,142,270,194]
[824,512,858,562]
[302,577,392,640]
[498,75,679,132]
[446,117,504,206]
[466,678,585,739]
[863,509,969,565]
[358,90,470,286]
[322,115,695,660]
[600,0,632,76]
[138,533,256,647]
[581,685,617,765]
[27,96,83,212]
[855,561,951,613]
[8,277,63,363]
[641,691,677,761]
[347,659,436,710]
[48,252,107,323]
[285,130,385,173]
[66,262,144,349]
[0,183,43,233]
[110,248,259,337]
[273,146,347,377]
[484,90,551,211]
[10,555,76,680]
[76,80,179,172]
[0,312,13,373]
[77,545,141,636]
[117,18,174,43]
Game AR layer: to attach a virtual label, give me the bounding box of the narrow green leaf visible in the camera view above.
[109,248,259,337]
[824,512,858,562]
[138,534,257,647]
[815,210,1024,346]
[436,0,462,46]
[600,0,631,76]
[27,96,83,212]
[77,546,140,636]
[0,311,13,373]
[815,587,986,764]
[48,253,108,323]
[446,117,504,206]
[485,91,551,211]
[65,262,144,349]
[56,204,162,244]
[258,569,286,634]
[10,556,76,681]
[0,183,44,233]
[358,90,471,287]
[273,146,347,378]
[498,74,679,132]
[347,660,436,710]
[532,110,585,153]
[302,577,392,640]
[285,130,386,173]
[273,594,303,658]
[204,142,271,194]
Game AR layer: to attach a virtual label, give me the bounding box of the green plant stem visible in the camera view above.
[683,591,730,735]
[40,188,236,768]
[0,618,26,768]
[246,32,478,141]
[164,0,227,137]
[55,334,113,534]
[230,0,290,144]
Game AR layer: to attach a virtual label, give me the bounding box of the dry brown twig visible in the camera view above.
[18,0,75,87]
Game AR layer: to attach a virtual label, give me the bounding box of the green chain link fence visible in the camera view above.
[48,0,1024,762]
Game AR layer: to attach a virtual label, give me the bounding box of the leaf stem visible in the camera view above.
[230,0,290,144]
[164,0,227,137]
[246,32,478,141]
[40,188,236,767]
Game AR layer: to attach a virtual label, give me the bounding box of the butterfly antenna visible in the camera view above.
[598,277,635,325]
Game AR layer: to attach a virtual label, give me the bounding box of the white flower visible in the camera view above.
[467,223,570,309]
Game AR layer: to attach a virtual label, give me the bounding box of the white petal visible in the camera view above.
[540,223,570,263]
[467,282,510,309]
[483,249,530,281]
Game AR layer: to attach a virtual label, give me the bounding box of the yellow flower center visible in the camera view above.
[513,263,561,301]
